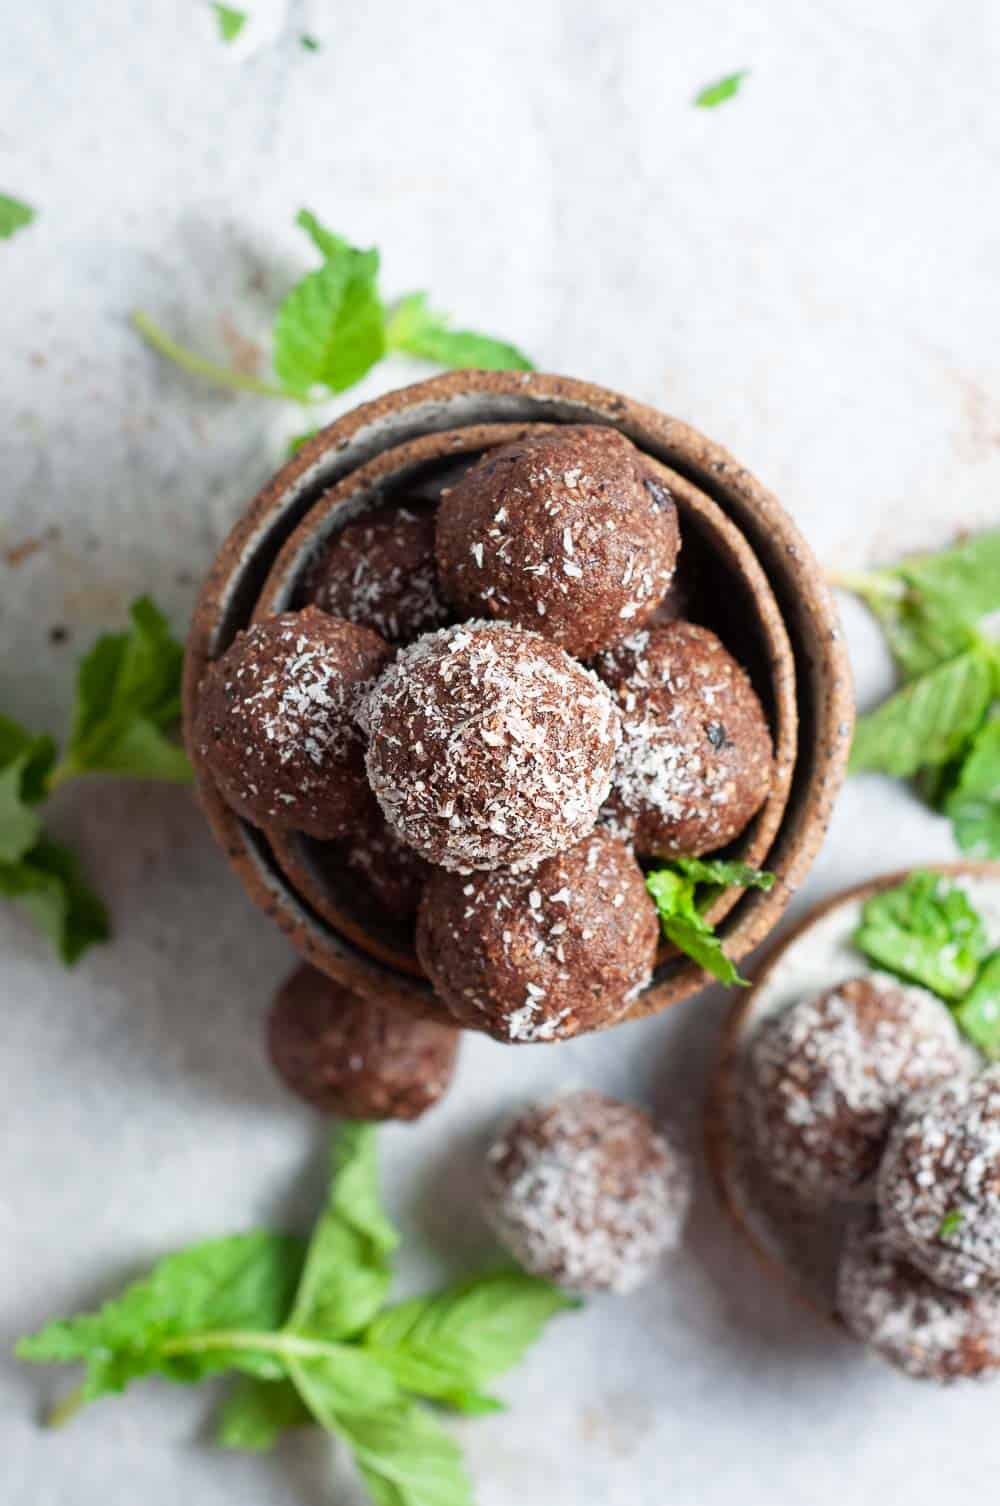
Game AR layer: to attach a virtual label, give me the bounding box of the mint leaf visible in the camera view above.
[52,596,192,787]
[854,870,988,1002]
[645,868,748,986]
[899,530,1000,625]
[300,33,320,51]
[666,856,775,891]
[0,193,36,240]
[849,648,994,776]
[285,1346,400,1427]
[0,837,109,964]
[17,1232,306,1404]
[216,1377,311,1451]
[336,1404,473,1506]
[287,427,319,458]
[386,293,533,373]
[694,71,749,108]
[945,718,1000,859]
[954,951,1000,1060]
[364,1271,574,1412]
[835,569,979,682]
[213,4,247,42]
[939,1209,964,1239]
[0,718,56,864]
[286,1124,399,1342]
[273,214,385,398]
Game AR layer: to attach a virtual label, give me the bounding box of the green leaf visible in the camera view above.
[849,648,994,777]
[0,837,109,964]
[364,1271,575,1411]
[386,293,533,372]
[645,868,748,986]
[52,597,192,786]
[286,1346,401,1425]
[17,1232,307,1403]
[286,1124,399,1343]
[0,721,57,864]
[0,193,36,240]
[954,951,1000,1060]
[667,856,775,891]
[945,718,1000,859]
[854,869,988,1002]
[286,427,319,458]
[213,4,247,42]
[900,530,1000,625]
[336,1404,473,1506]
[216,1377,312,1452]
[694,71,749,108]
[938,1209,965,1240]
[836,570,980,682]
[300,33,320,51]
[273,214,385,397]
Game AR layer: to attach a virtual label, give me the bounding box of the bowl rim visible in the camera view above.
[704,858,1000,1322]
[184,369,853,1030]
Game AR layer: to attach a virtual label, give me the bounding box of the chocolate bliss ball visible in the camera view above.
[364,621,621,872]
[435,427,680,658]
[878,1067,1000,1294]
[484,1091,690,1292]
[339,801,432,917]
[303,501,448,646]
[745,975,966,1205]
[268,964,459,1120]
[593,620,774,858]
[195,607,390,839]
[416,830,658,1043]
[838,1214,1000,1382]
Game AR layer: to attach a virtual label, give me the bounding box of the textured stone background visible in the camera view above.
[3,3,1000,1502]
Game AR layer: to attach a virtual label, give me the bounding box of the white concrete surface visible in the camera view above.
[3,3,1000,1503]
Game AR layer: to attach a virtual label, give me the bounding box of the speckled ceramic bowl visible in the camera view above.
[705,861,1000,1321]
[184,371,853,1031]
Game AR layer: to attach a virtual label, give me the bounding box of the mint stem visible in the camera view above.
[160,1329,342,1363]
[46,1384,87,1429]
[130,311,291,399]
[828,568,906,603]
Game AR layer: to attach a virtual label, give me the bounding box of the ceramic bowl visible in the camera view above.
[184,370,853,1030]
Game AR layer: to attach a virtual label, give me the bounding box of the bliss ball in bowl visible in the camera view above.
[435,427,680,658]
[302,500,448,646]
[194,607,390,839]
[837,1213,1000,1382]
[744,974,967,1206]
[268,964,459,1120]
[364,620,621,872]
[593,620,773,858]
[878,1067,1000,1294]
[483,1090,690,1292]
[416,830,658,1043]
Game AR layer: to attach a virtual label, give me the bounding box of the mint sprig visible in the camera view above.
[836,529,1000,857]
[1,597,190,963]
[19,1124,576,1506]
[646,857,774,986]
[131,209,533,429]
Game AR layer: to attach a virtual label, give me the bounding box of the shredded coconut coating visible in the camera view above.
[416,830,658,1043]
[364,620,621,872]
[303,501,449,646]
[435,427,679,659]
[484,1091,691,1292]
[195,607,390,839]
[838,1213,1000,1382]
[593,620,773,858]
[879,1066,1000,1293]
[745,974,967,1206]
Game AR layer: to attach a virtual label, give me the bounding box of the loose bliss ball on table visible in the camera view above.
[435,427,680,658]
[878,1066,1000,1293]
[837,1214,1000,1382]
[483,1090,690,1292]
[593,619,773,858]
[302,501,449,646]
[194,607,391,839]
[416,830,658,1043]
[364,620,621,872]
[267,964,459,1120]
[744,975,967,1206]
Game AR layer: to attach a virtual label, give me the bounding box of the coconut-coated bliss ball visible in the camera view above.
[364,621,621,872]
[837,1214,1000,1382]
[483,1091,690,1292]
[878,1067,1000,1294]
[303,502,449,646]
[593,620,774,858]
[435,427,680,658]
[267,964,459,1120]
[194,607,391,839]
[745,975,967,1206]
[338,801,432,917]
[416,830,658,1043]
